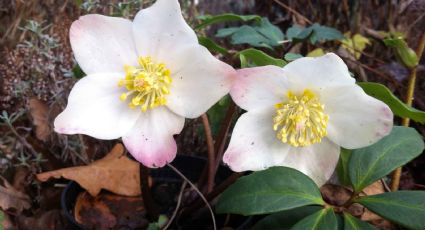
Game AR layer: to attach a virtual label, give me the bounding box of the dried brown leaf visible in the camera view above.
[74,191,148,229]
[0,176,31,213]
[36,144,141,197]
[28,98,51,142]
[361,181,385,222]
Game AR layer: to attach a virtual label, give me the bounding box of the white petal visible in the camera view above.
[283,139,340,186]
[223,109,291,172]
[70,15,138,75]
[322,84,393,149]
[122,107,185,168]
[230,66,289,111]
[283,53,355,93]
[54,73,140,139]
[164,45,235,118]
[132,0,198,60]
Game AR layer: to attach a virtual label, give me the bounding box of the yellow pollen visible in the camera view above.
[118,56,172,112]
[273,89,329,147]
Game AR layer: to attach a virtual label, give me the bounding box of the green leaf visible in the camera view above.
[309,23,344,44]
[238,48,286,68]
[284,53,303,61]
[230,25,274,49]
[251,206,322,230]
[215,18,283,48]
[349,126,424,192]
[343,212,376,230]
[255,18,285,45]
[72,64,85,79]
[358,82,425,123]
[198,36,228,55]
[384,37,418,68]
[0,210,4,230]
[357,191,425,230]
[195,13,261,29]
[216,167,324,215]
[286,23,343,44]
[336,148,352,186]
[291,208,338,230]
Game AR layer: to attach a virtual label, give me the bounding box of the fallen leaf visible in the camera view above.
[0,176,31,213]
[74,191,148,230]
[28,98,51,142]
[361,181,385,222]
[36,144,141,196]
[16,210,65,230]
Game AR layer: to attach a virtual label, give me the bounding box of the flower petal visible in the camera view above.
[283,53,355,93]
[230,66,289,111]
[70,14,138,75]
[54,73,140,139]
[223,109,291,172]
[163,45,234,118]
[132,0,198,60]
[282,138,340,186]
[322,84,393,149]
[122,107,185,168]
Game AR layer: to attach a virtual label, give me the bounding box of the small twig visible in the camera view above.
[163,181,187,230]
[201,113,215,193]
[4,122,38,157]
[140,164,160,221]
[167,163,217,230]
[391,30,425,191]
[273,0,312,24]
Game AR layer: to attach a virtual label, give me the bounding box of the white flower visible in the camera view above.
[223,53,393,185]
[54,0,235,167]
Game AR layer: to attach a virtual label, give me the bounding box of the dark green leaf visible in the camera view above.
[286,25,309,41]
[336,148,352,186]
[358,82,425,123]
[72,64,85,79]
[284,53,304,61]
[286,24,343,44]
[291,208,338,230]
[251,206,322,230]
[216,167,324,215]
[230,25,274,49]
[309,23,344,44]
[238,48,286,68]
[343,212,376,230]
[216,27,240,37]
[198,36,228,55]
[255,18,284,45]
[357,191,425,230]
[215,18,283,48]
[349,126,424,192]
[196,13,261,29]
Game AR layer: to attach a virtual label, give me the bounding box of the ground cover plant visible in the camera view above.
[0,0,425,229]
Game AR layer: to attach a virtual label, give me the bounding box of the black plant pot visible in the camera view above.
[61,155,253,230]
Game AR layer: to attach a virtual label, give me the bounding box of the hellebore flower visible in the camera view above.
[54,0,235,167]
[223,53,393,185]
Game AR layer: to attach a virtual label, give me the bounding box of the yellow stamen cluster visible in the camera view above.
[118,56,172,112]
[273,89,329,147]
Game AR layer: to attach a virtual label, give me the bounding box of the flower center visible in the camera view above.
[273,89,329,147]
[118,56,172,112]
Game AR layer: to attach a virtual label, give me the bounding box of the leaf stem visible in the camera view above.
[391,31,425,191]
[201,113,215,193]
